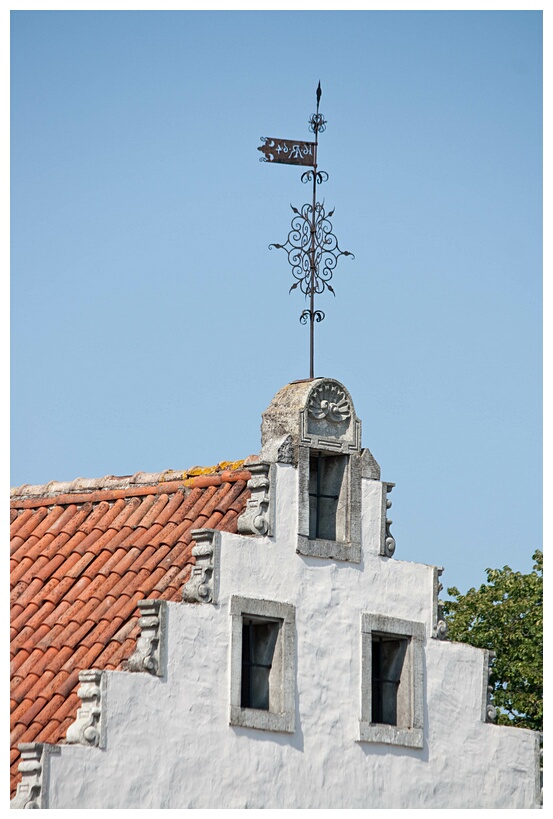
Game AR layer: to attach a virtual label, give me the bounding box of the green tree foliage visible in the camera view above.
[443,550,542,731]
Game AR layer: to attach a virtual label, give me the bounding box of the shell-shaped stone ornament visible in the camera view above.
[308,383,351,423]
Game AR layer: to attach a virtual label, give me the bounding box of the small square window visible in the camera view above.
[360,613,424,749]
[230,596,295,733]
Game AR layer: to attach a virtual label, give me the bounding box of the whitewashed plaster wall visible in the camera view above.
[43,465,539,809]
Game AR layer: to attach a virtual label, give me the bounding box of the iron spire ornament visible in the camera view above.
[258,82,354,379]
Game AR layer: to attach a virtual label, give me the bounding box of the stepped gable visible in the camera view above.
[10,461,254,797]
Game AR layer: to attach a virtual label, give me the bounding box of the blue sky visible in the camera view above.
[10,10,542,596]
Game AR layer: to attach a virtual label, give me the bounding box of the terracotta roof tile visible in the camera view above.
[41,576,79,607]
[62,576,93,604]
[34,719,62,746]
[132,544,166,573]
[76,548,114,578]
[17,623,51,654]
[10,557,34,587]
[10,505,65,557]
[52,618,96,651]
[10,722,28,748]
[9,508,36,537]
[10,648,31,675]
[133,493,172,529]
[10,463,252,797]
[77,500,112,534]
[34,622,75,652]
[43,599,82,629]
[10,509,49,556]
[17,696,49,729]
[11,673,42,707]
[31,693,66,728]
[151,517,195,549]
[55,670,80,700]
[166,486,203,522]
[10,602,39,632]
[49,551,86,580]
[10,579,40,608]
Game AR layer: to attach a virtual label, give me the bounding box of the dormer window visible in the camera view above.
[260,378,371,564]
[308,452,348,541]
[294,381,362,563]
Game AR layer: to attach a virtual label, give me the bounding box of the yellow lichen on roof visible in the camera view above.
[179,460,246,479]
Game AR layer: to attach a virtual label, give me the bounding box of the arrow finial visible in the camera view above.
[316,81,322,112]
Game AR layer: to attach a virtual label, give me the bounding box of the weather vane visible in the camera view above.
[258,82,354,379]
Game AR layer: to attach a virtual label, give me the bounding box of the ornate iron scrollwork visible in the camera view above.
[300,309,325,325]
[270,202,354,302]
[260,83,354,378]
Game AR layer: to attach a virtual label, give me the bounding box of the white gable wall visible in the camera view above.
[43,464,539,809]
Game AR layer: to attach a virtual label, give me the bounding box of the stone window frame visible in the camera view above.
[359,612,424,749]
[297,444,362,563]
[229,595,295,734]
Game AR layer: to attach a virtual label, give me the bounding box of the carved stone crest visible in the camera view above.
[308,381,351,423]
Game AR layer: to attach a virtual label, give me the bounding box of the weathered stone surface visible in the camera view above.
[65,670,105,748]
[125,600,166,676]
[182,530,220,604]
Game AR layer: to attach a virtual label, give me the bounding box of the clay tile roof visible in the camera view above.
[10,461,253,798]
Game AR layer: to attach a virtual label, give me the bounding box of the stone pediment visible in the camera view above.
[261,378,361,463]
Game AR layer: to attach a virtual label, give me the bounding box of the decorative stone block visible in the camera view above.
[125,599,166,676]
[432,566,448,640]
[300,380,361,454]
[261,378,361,465]
[237,462,274,537]
[65,670,105,748]
[482,649,497,723]
[11,743,48,809]
[182,529,220,604]
[380,482,396,558]
[361,447,380,480]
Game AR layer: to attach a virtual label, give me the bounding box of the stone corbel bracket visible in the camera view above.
[11,742,55,809]
[237,462,274,537]
[432,566,448,640]
[380,482,396,557]
[65,669,106,748]
[536,732,543,807]
[125,599,166,676]
[182,529,221,604]
[481,649,497,723]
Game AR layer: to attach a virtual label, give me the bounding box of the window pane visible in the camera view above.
[241,620,279,711]
[308,453,347,541]
[372,635,408,726]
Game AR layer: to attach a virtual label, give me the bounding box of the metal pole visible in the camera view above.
[310,150,317,378]
[309,90,320,380]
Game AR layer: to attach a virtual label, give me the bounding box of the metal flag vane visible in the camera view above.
[258,82,354,379]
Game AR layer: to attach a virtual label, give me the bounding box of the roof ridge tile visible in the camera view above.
[10,461,250,501]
